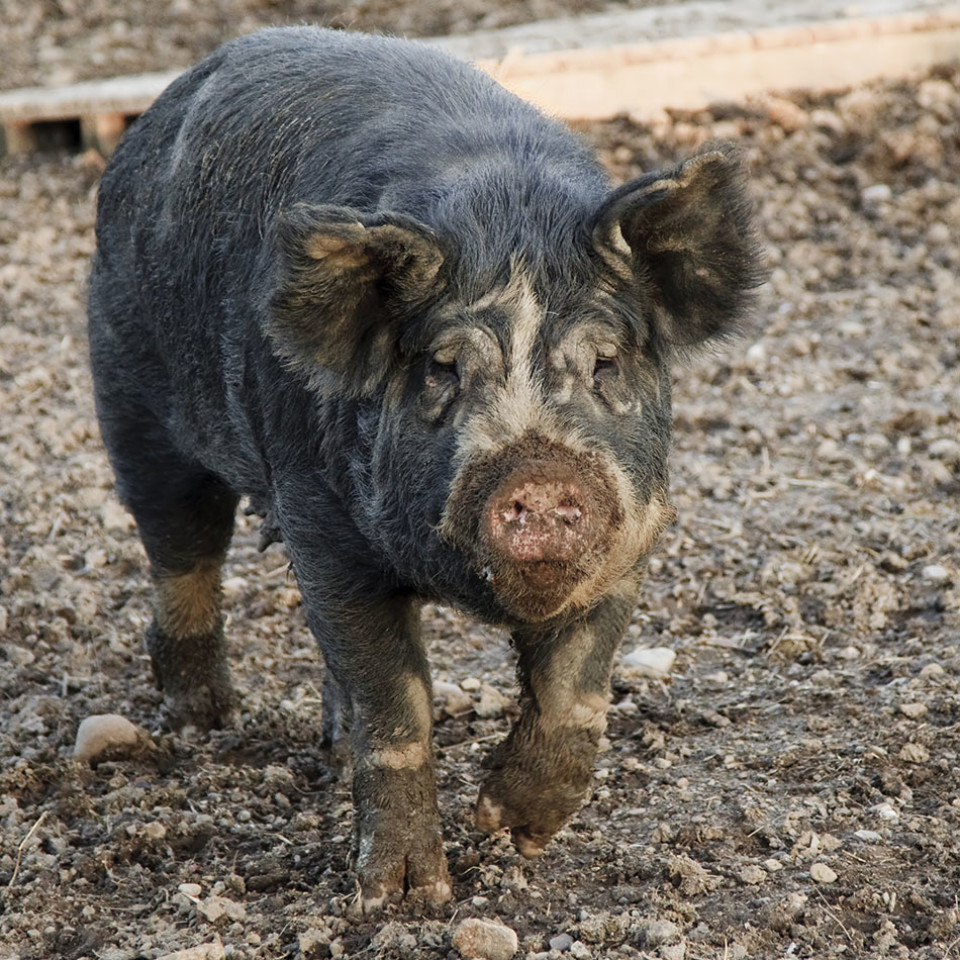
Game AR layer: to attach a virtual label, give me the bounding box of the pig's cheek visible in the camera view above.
[475,723,600,856]
[351,760,452,912]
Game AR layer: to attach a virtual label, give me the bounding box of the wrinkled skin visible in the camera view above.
[88,27,764,911]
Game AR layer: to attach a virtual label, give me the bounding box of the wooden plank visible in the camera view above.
[0,8,958,156]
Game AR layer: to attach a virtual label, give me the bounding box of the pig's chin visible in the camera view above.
[482,557,591,622]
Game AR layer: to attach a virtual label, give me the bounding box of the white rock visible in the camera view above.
[919,663,946,679]
[178,883,202,899]
[74,714,152,762]
[854,830,883,843]
[221,576,248,598]
[434,680,474,717]
[451,918,518,960]
[899,702,927,719]
[874,802,900,823]
[0,605,8,634]
[921,564,950,583]
[621,647,676,678]
[810,862,837,884]
[928,438,960,461]
[475,683,512,719]
[861,183,892,203]
[461,677,481,692]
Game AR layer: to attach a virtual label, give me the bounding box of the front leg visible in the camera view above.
[476,578,637,857]
[297,576,451,912]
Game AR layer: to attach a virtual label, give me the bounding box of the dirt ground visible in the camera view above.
[2,5,960,960]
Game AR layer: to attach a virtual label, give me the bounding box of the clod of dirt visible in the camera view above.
[634,918,681,948]
[451,917,519,960]
[73,713,153,762]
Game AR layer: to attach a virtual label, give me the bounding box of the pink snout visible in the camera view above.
[482,463,599,564]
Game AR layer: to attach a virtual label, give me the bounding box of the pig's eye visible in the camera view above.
[425,355,460,390]
[593,354,620,386]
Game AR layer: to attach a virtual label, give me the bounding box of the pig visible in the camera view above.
[88,27,764,910]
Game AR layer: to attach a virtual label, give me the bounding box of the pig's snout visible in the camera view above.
[483,464,597,565]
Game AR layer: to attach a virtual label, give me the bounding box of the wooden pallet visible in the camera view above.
[1,7,959,156]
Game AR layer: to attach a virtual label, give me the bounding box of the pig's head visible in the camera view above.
[266,145,764,622]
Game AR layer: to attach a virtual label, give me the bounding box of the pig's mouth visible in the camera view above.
[439,434,624,622]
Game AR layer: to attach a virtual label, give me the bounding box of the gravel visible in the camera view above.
[1,11,959,960]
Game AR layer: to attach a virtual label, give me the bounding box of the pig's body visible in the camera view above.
[89,27,763,909]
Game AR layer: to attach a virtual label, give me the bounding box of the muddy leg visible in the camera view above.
[476,578,638,856]
[302,589,450,912]
[98,408,239,730]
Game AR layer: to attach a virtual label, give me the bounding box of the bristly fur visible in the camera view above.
[88,26,767,900]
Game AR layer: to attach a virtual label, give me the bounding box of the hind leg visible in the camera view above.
[99,406,239,730]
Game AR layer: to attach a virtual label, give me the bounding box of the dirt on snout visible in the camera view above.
[1,15,960,960]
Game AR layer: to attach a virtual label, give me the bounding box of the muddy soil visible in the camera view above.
[1,13,960,960]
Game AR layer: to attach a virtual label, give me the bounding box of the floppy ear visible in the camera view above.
[592,143,765,347]
[265,203,446,394]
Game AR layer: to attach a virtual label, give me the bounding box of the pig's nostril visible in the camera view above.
[501,501,528,524]
[552,503,582,524]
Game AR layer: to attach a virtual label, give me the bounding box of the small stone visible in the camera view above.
[101,500,134,531]
[0,605,8,634]
[898,742,929,763]
[434,680,473,717]
[621,646,676,679]
[862,183,892,203]
[198,895,246,924]
[854,830,883,843]
[921,564,950,583]
[635,919,680,948]
[764,859,784,872]
[221,576,248,598]
[660,944,686,960]
[838,645,861,660]
[451,918,518,960]
[919,663,946,679]
[569,942,590,960]
[810,863,837,884]
[761,94,809,132]
[475,683,512,719]
[178,883,203,899]
[738,864,767,885]
[461,677,481,692]
[874,802,900,823]
[74,714,153,763]
[142,821,167,841]
[928,438,960,461]
[154,942,225,960]
[549,933,574,951]
[899,702,927,719]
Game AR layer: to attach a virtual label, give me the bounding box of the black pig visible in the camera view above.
[88,27,763,910]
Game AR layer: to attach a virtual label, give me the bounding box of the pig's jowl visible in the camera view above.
[88,27,765,909]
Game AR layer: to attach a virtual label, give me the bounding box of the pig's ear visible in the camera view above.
[592,144,765,348]
[266,204,446,394]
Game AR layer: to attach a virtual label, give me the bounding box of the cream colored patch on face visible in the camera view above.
[155,563,221,638]
[451,267,597,464]
[560,484,675,617]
